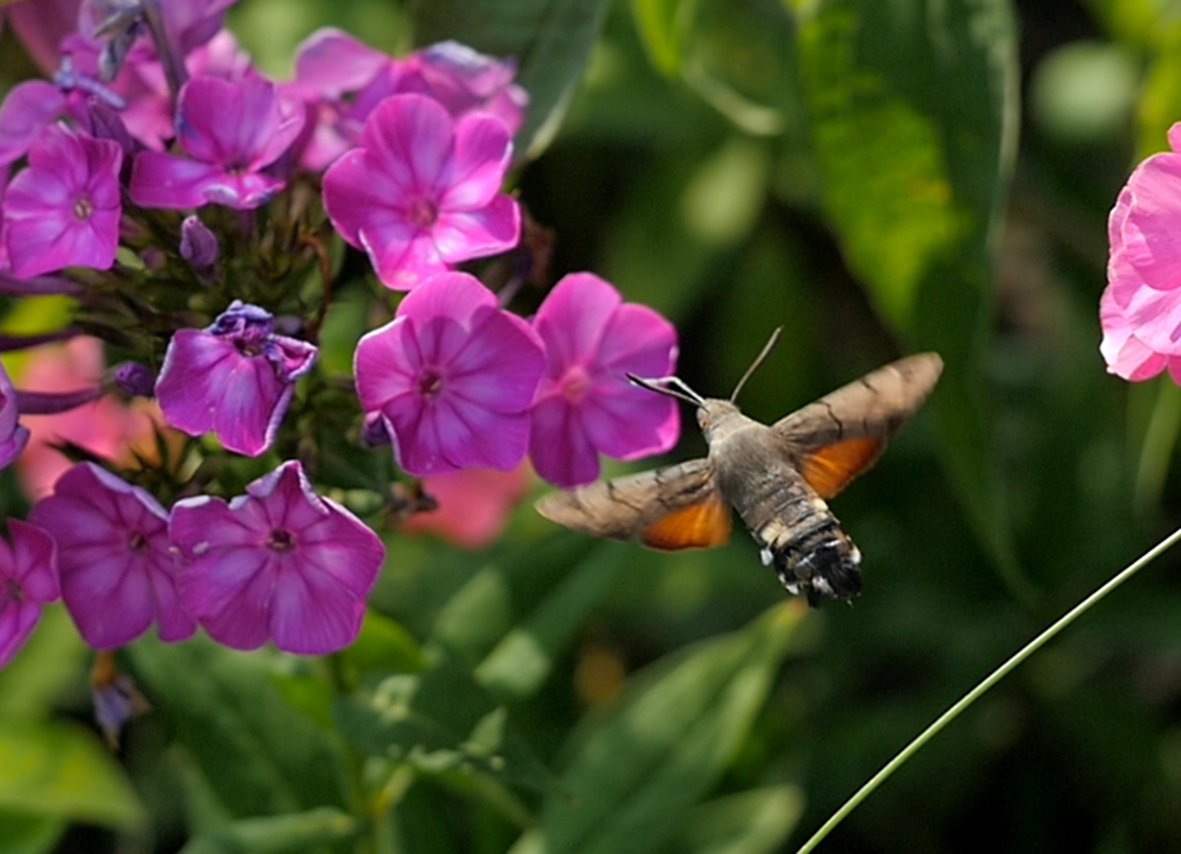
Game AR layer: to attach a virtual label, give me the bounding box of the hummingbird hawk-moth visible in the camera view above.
[535,330,943,605]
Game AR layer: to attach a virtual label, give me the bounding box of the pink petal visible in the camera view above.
[129,152,224,209]
[360,94,454,194]
[1117,153,1181,291]
[529,396,601,487]
[0,599,43,667]
[439,113,513,209]
[431,195,520,263]
[354,318,419,411]
[581,380,680,461]
[534,274,622,375]
[270,562,364,654]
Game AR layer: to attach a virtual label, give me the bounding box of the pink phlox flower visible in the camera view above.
[0,520,59,668]
[0,358,30,471]
[1101,122,1181,381]
[354,272,545,476]
[322,93,520,290]
[129,72,304,209]
[286,32,525,172]
[16,337,175,500]
[2,122,122,279]
[401,463,530,549]
[155,300,318,457]
[171,460,385,655]
[28,462,195,648]
[5,0,80,75]
[530,273,680,487]
[0,81,69,169]
[396,41,528,137]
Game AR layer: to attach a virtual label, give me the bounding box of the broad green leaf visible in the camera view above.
[0,811,65,854]
[667,785,805,854]
[343,609,426,676]
[430,535,598,665]
[410,0,613,157]
[0,718,145,829]
[128,637,349,820]
[795,0,1031,599]
[0,606,85,718]
[629,0,700,75]
[1137,26,1181,158]
[334,658,557,795]
[509,606,802,854]
[475,541,628,701]
[178,807,359,854]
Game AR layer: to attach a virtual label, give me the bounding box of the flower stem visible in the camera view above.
[794,523,1181,854]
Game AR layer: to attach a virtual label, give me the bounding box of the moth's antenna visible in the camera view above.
[627,373,706,407]
[730,327,782,403]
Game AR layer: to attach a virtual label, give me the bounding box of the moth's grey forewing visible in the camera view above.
[534,458,717,541]
[771,353,944,451]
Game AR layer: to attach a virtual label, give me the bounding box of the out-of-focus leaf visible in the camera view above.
[666,785,805,854]
[0,718,145,829]
[128,637,349,820]
[0,606,85,718]
[629,0,697,75]
[430,534,598,665]
[0,811,65,854]
[1137,27,1181,159]
[343,609,426,676]
[177,807,359,854]
[796,0,1031,599]
[475,541,628,700]
[410,0,613,158]
[334,658,558,795]
[508,605,802,854]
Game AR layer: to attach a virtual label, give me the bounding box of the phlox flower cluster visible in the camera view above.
[1101,123,1181,380]
[0,0,680,679]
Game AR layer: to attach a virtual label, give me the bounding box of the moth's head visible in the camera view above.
[696,399,740,441]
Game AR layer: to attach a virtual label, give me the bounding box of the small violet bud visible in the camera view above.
[180,215,219,272]
[113,362,157,398]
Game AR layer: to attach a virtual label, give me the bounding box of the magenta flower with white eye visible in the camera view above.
[322,93,520,290]
[171,461,385,655]
[155,301,318,457]
[530,273,680,487]
[354,272,545,475]
[0,520,59,668]
[28,463,195,649]
[2,123,122,279]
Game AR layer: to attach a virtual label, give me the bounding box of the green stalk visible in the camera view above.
[795,523,1181,854]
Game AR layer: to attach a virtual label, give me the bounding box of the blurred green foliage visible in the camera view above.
[4,0,1181,852]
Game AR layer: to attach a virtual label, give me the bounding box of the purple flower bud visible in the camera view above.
[113,361,156,398]
[180,214,219,270]
[155,300,318,456]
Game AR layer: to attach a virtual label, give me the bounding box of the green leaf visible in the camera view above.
[127,637,349,819]
[795,0,1031,599]
[668,786,805,854]
[629,0,700,75]
[334,658,557,795]
[410,0,613,157]
[0,606,86,719]
[430,535,599,665]
[178,808,359,854]
[0,811,66,854]
[475,541,628,701]
[0,718,145,829]
[508,606,803,854]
